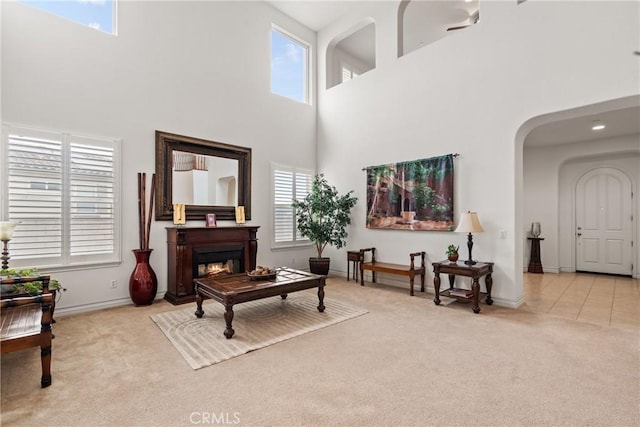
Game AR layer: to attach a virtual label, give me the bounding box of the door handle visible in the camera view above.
[577,233,582,237]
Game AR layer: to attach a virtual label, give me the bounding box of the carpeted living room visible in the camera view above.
[1,1,639,426]
[2,274,639,426]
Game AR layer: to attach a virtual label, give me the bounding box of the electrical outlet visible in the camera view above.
[499,230,507,239]
[110,280,117,288]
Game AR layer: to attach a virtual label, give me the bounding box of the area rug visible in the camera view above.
[150,290,368,369]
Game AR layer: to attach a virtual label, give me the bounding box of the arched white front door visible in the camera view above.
[576,167,633,275]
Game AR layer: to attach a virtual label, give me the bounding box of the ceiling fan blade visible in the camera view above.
[447,24,470,32]
[447,10,479,32]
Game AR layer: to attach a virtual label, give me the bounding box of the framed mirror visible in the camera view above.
[155,131,251,221]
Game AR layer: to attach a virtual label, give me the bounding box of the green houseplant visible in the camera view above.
[445,244,459,262]
[0,267,62,295]
[292,174,358,275]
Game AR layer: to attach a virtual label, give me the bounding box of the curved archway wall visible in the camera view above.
[317,1,639,308]
[326,18,376,89]
[523,124,639,276]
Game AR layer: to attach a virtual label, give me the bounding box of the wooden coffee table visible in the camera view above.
[193,267,326,339]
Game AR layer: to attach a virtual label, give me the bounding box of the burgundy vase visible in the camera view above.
[129,249,158,306]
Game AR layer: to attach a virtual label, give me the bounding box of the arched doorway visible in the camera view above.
[575,167,633,275]
[516,95,640,289]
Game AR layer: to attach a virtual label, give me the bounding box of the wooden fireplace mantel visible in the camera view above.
[165,226,259,304]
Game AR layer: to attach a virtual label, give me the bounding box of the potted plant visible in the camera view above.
[445,244,459,262]
[1,267,64,321]
[0,267,62,295]
[292,174,358,275]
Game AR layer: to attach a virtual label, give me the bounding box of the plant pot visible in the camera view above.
[129,249,158,306]
[401,211,416,223]
[309,257,330,275]
[447,253,459,263]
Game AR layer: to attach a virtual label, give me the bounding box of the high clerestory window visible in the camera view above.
[1,124,122,269]
[19,0,117,35]
[270,26,310,104]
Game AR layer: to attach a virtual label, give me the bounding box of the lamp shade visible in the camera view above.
[0,222,18,240]
[454,211,484,233]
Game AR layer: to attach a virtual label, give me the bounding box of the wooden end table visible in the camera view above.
[346,250,361,281]
[432,260,494,313]
[193,267,326,339]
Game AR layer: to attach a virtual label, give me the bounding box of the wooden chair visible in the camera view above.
[1,275,54,388]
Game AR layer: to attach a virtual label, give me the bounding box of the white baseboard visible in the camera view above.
[490,295,524,309]
[54,296,161,317]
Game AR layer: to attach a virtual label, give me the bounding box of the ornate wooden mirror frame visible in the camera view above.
[155,130,252,221]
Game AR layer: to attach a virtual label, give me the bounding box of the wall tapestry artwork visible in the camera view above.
[366,154,454,231]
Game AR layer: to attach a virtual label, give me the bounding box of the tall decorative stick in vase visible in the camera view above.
[130,172,158,306]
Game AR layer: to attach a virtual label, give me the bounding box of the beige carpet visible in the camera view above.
[1,276,638,426]
[151,290,368,369]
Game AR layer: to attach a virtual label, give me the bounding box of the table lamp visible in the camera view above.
[454,211,484,265]
[0,221,18,270]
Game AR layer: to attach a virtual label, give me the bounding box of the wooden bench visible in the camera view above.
[359,247,426,296]
[1,275,54,388]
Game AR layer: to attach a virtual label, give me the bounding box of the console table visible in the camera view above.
[432,261,493,313]
[527,237,544,273]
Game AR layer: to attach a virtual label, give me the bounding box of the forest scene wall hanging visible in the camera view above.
[365,154,455,231]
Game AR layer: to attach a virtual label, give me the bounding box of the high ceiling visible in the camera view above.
[265,1,640,147]
[266,0,479,33]
[266,0,364,32]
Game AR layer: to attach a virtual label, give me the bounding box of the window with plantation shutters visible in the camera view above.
[341,66,359,83]
[1,125,121,269]
[272,163,313,248]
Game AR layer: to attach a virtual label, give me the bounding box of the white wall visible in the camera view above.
[3,0,639,313]
[524,135,640,275]
[1,1,318,314]
[316,1,640,307]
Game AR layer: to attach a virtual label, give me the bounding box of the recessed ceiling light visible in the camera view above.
[591,120,606,131]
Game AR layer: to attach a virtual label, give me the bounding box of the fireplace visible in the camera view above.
[193,246,243,279]
[165,226,259,304]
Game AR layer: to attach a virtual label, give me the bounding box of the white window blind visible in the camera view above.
[272,164,313,248]
[2,125,121,269]
[342,66,359,83]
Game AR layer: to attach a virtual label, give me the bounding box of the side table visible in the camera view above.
[433,260,494,313]
[346,250,361,281]
[527,237,544,274]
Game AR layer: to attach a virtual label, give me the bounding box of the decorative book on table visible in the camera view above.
[448,288,474,298]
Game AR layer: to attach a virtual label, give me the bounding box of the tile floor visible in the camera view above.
[523,272,639,331]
